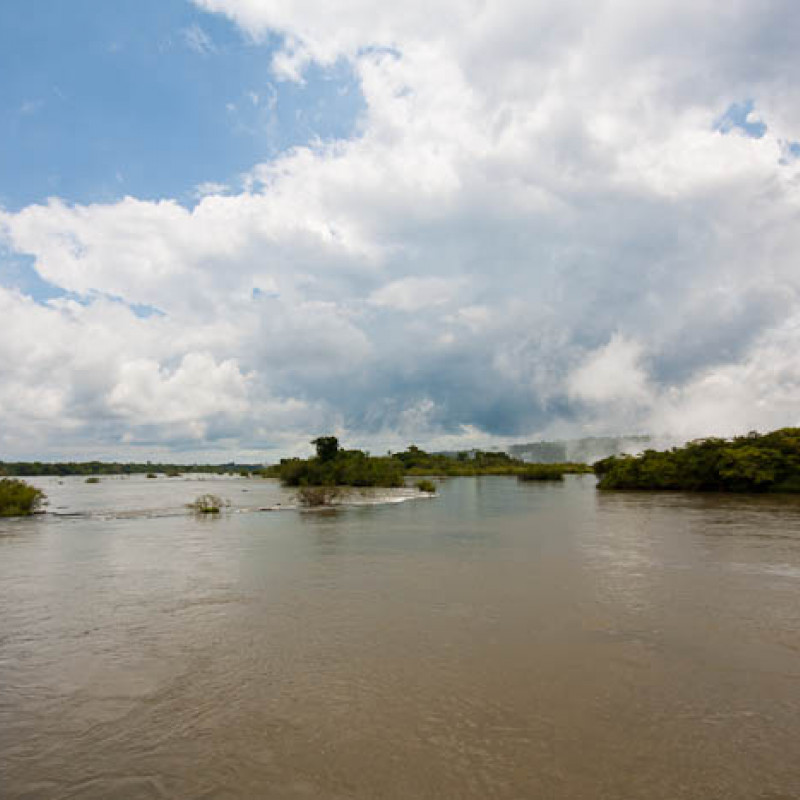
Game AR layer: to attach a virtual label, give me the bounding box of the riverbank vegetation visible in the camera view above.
[1,440,592,486]
[594,428,800,493]
[0,461,262,477]
[5,430,799,500]
[270,437,406,488]
[0,478,46,517]
[263,438,591,487]
[517,465,567,481]
[391,446,590,478]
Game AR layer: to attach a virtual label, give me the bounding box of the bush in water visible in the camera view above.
[0,478,46,517]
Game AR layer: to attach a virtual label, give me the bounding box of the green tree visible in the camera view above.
[595,428,800,493]
[312,436,340,463]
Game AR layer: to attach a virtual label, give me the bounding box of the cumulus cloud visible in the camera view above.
[369,277,458,311]
[568,335,652,407]
[2,0,800,458]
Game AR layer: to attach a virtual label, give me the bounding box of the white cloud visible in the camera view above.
[369,277,457,311]
[568,335,652,406]
[649,315,800,439]
[3,0,800,457]
[107,353,251,428]
[194,181,230,198]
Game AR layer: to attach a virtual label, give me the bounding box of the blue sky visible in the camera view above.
[1,0,799,460]
[0,0,362,213]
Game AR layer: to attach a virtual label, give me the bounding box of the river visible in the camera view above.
[1,474,799,799]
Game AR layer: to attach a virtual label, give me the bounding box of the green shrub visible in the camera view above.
[278,441,404,488]
[415,479,436,493]
[189,493,227,514]
[518,465,566,481]
[85,477,101,484]
[595,428,800,492]
[0,478,46,517]
[297,486,341,507]
[146,472,158,479]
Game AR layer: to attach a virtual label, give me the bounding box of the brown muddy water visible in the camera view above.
[1,474,799,799]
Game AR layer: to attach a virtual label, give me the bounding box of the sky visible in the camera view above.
[1,0,799,461]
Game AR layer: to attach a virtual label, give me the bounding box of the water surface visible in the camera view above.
[2,475,799,799]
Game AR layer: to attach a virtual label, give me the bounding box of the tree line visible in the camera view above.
[594,428,800,492]
[265,437,590,487]
[0,461,263,477]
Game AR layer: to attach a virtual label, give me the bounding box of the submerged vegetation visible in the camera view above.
[296,486,342,507]
[0,478,45,517]
[415,479,437,493]
[595,428,800,493]
[189,494,228,514]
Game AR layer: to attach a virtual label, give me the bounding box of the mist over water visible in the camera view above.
[1,475,799,799]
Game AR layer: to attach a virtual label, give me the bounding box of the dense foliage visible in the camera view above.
[395,445,525,476]
[0,478,46,517]
[266,438,591,487]
[517,465,567,481]
[393,446,591,477]
[594,429,800,493]
[274,438,405,488]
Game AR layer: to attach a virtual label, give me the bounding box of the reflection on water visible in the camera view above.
[1,476,799,799]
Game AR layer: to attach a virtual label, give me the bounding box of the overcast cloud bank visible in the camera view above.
[1,0,799,460]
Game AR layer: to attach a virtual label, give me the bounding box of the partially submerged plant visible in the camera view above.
[189,493,229,514]
[146,472,158,479]
[415,479,436,493]
[296,485,341,507]
[0,478,46,517]
[85,477,101,484]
